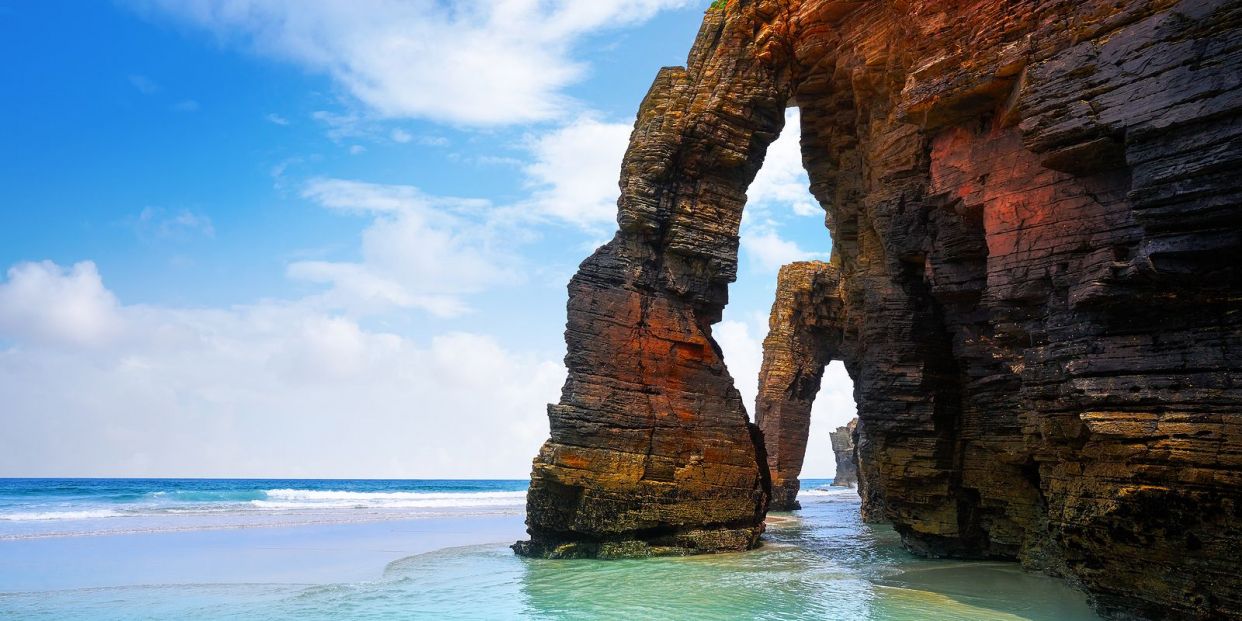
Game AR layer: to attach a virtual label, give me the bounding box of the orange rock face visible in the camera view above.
[513,8,789,559]
[519,1,1242,618]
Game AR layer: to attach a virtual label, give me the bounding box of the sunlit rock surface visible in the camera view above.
[513,8,789,559]
[519,1,1242,618]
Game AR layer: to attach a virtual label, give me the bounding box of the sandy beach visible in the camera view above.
[1,513,527,592]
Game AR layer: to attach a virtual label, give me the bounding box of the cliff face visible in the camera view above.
[519,0,1242,618]
[829,419,858,488]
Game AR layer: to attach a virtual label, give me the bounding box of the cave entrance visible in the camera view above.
[715,107,857,511]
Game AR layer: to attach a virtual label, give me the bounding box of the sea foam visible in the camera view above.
[253,489,527,509]
[0,509,123,521]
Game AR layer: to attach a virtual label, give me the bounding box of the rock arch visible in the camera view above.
[754,260,846,510]
[512,7,795,559]
[516,1,1242,618]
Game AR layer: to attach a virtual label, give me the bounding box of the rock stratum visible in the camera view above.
[517,0,1242,618]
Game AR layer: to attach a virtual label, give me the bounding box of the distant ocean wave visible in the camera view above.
[253,489,527,510]
[0,480,858,527]
[0,480,531,537]
[797,485,860,502]
[0,490,527,521]
[0,509,124,521]
[144,489,268,503]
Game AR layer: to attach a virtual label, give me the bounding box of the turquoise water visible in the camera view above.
[0,479,1100,620]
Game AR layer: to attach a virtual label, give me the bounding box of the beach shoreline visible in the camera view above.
[0,512,528,592]
[0,481,1101,620]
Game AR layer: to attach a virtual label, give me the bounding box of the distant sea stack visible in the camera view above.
[517,1,1242,619]
[829,420,857,488]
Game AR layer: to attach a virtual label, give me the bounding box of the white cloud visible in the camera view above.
[348,144,366,155]
[736,108,828,272]
[289,178,518,317]
[805,361,857,477]
[310,110,366,141]
[0,261,122,349]
[390,128,412,143]
[266,113,290,125]
[748,108,816,217]
[715,318,764,408]
[0,264,563,477]
[130,0,691,125]
[523,116,632,228]
[742,230,823,272]
[302,177,488,214]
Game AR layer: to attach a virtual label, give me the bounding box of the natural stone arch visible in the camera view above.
[753,260,847,509]
[516,2,1242,619]
[512,6,797,558]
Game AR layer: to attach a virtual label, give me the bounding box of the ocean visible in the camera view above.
[0,478,1100,620]
[0,478,529,540]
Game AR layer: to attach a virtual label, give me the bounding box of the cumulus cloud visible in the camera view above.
[714,318,765,406]
[290,178,518,317]
[0,263,563,477]
[737,108,828,272]
[748,108,816,217]
[0,261,122,349]
[523,116,632,228]
[742,230,824,272]
[129,0,691,125]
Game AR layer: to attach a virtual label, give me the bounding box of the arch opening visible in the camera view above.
[716,104,859,511]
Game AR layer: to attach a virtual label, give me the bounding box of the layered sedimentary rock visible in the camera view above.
[520,0,1242,617]
[514,8,792,559]
[829,419,858,488]
[754,261,845,509]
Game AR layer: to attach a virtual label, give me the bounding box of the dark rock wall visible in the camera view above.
[789,1,1242,618]
[520,0,1242,617]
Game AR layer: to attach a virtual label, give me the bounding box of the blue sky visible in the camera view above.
[0,0,853,478]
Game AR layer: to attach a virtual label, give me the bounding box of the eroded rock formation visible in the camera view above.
[513,8,790,559]
[829,419,858,487]
[520,0,1242,618]
[754,261,845,509]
